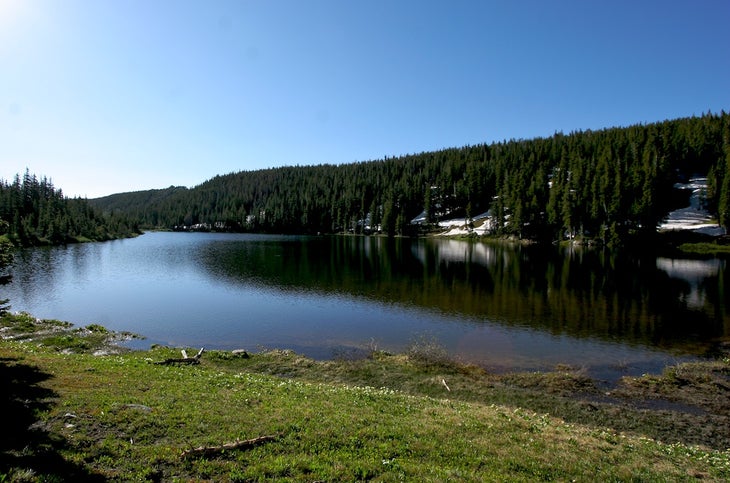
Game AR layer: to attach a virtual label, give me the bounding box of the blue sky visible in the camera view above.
[1,0,729,198]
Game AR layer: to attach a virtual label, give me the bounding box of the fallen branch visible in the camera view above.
[154,347,205,365]
[181,434,279,459]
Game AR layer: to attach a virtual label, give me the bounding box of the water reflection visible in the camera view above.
[199,236,728,352]
[3,233,728,377]
[656,257,722,309]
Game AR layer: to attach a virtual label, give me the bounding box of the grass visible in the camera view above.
[0,312,73,334]
[678,242,730,255]
[0,313,138,355]
[1,314,730,481]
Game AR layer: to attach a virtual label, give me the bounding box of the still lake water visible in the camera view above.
[3,232,729,379]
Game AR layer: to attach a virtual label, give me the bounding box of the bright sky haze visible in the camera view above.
[2,0,729,198]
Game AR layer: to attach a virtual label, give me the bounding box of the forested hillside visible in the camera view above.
[0,171,141,246]
[88,185,190,228]
[92,113,730,243]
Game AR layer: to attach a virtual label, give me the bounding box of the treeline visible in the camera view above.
[0,171,141,246]
[92,113,730,243]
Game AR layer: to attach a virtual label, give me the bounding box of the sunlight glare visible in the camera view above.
[0,0,26,32]
[0,0,22,18]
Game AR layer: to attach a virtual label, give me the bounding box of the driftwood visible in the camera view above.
[154,347,205,365]
[441,378,451,391]
[181,435,279,459]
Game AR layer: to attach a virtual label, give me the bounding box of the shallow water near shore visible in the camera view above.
[3,232,728,380]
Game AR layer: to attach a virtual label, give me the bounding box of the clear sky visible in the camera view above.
[1,0,729,198]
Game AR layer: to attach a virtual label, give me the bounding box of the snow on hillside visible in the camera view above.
[434,177,725,238]
[658,177,725,236]
[436,212,492,237]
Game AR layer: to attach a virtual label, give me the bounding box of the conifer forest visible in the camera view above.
[3,113,729,247]
[0,171,140,246]
[90,113,730,244]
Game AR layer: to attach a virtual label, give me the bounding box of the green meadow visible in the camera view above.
[2,312,729,482]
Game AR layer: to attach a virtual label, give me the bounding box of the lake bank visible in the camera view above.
[5,232,726,383]
[2,313,729,481]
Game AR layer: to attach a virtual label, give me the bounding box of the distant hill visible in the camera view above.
[91,186,189,227]
[89,112,730,244]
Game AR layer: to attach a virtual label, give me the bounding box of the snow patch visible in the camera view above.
[436,212,492,236]
[433,178,724,238]
[659,177,725,235]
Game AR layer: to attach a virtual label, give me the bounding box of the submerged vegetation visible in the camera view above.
[1,313,729,481]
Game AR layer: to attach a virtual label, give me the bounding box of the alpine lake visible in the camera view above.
[4,231,729,381]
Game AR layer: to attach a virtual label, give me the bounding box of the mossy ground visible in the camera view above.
[1,313,729,481]
[678,242,730,255]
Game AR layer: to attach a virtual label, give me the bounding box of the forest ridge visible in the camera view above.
[0,173,140,247]
[84,112,730,243]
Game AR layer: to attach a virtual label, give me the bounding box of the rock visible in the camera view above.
[122,404,153,412]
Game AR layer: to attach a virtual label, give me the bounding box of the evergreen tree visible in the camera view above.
[0,220,13,314]
[718,117,730,230]
[719,147,730,229]
[0,172,140,246]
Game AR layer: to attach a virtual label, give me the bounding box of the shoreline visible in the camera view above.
[1,307,720,385]
[2,310,730,480]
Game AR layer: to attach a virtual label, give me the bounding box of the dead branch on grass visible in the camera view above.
[154,347,205,365]
[181,434,279,459]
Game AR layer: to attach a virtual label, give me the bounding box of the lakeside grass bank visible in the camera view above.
[1,312,729,481]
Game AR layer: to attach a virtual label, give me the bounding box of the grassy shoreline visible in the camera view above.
[2,312,729,481]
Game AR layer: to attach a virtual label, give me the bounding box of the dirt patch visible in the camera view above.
[613,359,730,416]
